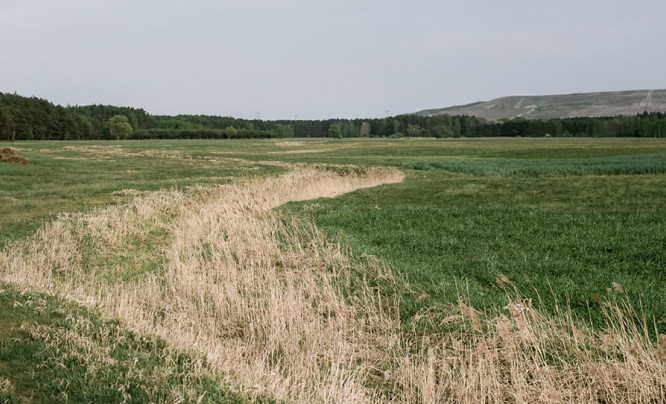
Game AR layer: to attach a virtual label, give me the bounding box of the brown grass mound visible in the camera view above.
[0,148,31,165]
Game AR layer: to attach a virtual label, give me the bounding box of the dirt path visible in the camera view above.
[645,89,654,110]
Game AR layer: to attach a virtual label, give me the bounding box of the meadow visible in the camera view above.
[0,138,665,402]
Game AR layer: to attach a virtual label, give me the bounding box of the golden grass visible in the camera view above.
[391,283,666,403]
[2,165,665,403]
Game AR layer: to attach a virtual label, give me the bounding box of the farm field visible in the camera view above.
[1,138,665,402]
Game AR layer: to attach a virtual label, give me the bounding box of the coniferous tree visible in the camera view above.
[0,105,14,141]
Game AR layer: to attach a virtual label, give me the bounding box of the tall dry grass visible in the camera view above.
[1,166,665,403]
[391,280,666,403]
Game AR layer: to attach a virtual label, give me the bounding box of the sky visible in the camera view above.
[1,0,665,120]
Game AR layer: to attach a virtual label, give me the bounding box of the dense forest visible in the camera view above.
[1,92,666,141]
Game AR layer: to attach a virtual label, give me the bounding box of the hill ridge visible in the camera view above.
[416,89,666,121]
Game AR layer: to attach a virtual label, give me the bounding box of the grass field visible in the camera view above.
[1,138,665,402]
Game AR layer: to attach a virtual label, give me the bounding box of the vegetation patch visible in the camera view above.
[0,141,291,246]
[1,167,405,402]
[0,283,252,403]
[402,151,666,177]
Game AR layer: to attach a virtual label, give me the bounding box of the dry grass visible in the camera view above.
[0,378,14,394]
[0,147,31,164]
[391,281,666,403]
[1,165,665,403]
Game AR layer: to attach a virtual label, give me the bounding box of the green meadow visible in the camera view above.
[3,138,666,325]
[1,137,665,401]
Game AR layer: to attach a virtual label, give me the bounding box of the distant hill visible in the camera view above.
[416,90,666,121]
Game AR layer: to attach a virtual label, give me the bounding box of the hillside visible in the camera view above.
[417,89,666,121]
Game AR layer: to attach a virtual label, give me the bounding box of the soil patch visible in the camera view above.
[0,148,31,165]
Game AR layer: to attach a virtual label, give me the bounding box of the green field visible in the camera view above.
[5,138,664,324]
[1,138,665,402]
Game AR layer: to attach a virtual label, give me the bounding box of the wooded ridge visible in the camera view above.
[2,91,665,140]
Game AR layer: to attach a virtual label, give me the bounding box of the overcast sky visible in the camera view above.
[1,1,665,120]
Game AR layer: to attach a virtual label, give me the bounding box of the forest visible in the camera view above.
[1,91,666,141]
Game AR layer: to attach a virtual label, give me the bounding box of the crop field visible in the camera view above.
[1,138,665,402]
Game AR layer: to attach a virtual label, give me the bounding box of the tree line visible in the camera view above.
[2,91,665,141]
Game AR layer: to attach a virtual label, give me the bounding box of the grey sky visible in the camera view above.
[2,1,665,119]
